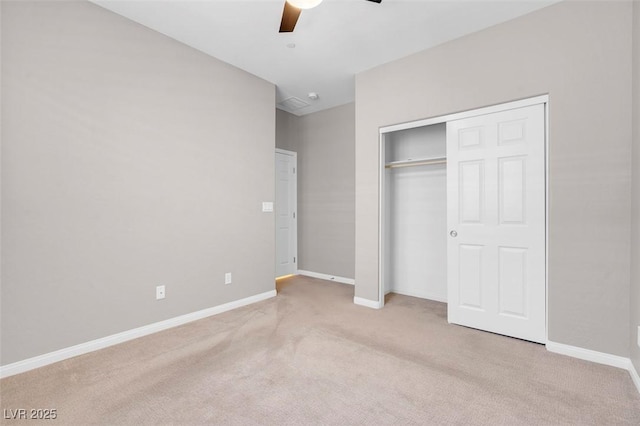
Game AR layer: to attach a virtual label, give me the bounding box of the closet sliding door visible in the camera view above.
[446,103,546,343]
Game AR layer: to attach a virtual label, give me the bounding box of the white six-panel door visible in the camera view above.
[446,104,546,343]
[275,150,297,278]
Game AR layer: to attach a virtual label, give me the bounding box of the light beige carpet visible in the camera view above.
[1,275,640,425]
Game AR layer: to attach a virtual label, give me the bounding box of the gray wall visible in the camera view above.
[276,109,300,153]
[355,0,633,356]
[298,104,355,278]
[276,104,356,279]
[1,1,275,365]
[631,0,640,372]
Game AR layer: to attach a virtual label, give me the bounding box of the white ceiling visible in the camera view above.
[92,0,558,116]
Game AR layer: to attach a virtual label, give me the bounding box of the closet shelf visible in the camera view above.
[385,156,447,169]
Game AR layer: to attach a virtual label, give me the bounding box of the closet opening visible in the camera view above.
[378,96,548,344]
[382,123,448,303]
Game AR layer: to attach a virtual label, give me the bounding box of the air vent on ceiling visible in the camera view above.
[278,97,310,111]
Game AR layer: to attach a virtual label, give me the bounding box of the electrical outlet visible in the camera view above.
[156,285,165,300]
[225,273,232,285]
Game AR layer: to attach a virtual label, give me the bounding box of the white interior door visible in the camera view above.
[447,103,546,343]
[275,150,297,278]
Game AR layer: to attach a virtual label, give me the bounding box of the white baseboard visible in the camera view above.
[546,341,630,369]
[629,359,640,394]
[0,289,277,379]
[353,296,382,309]
[546,341,640,394]
[297,270,355,285]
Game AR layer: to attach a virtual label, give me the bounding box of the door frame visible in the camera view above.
[275,148,298,278]
[378,95,549,341]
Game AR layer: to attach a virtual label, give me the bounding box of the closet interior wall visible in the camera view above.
[384,123,447,302]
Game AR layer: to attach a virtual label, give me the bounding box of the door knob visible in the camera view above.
[450,230,458,237]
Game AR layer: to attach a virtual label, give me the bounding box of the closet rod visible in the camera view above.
[385,158,447,169]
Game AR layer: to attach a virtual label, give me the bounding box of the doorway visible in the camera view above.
[275,149,298,278]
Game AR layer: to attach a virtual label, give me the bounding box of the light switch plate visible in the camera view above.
[637,326,640,348]
[262,202,273,212]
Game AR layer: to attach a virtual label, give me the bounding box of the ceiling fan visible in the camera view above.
[279,0,382,33]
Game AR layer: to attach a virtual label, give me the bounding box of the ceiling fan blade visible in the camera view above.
[279,2,302,33]
[366,0,382,3]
